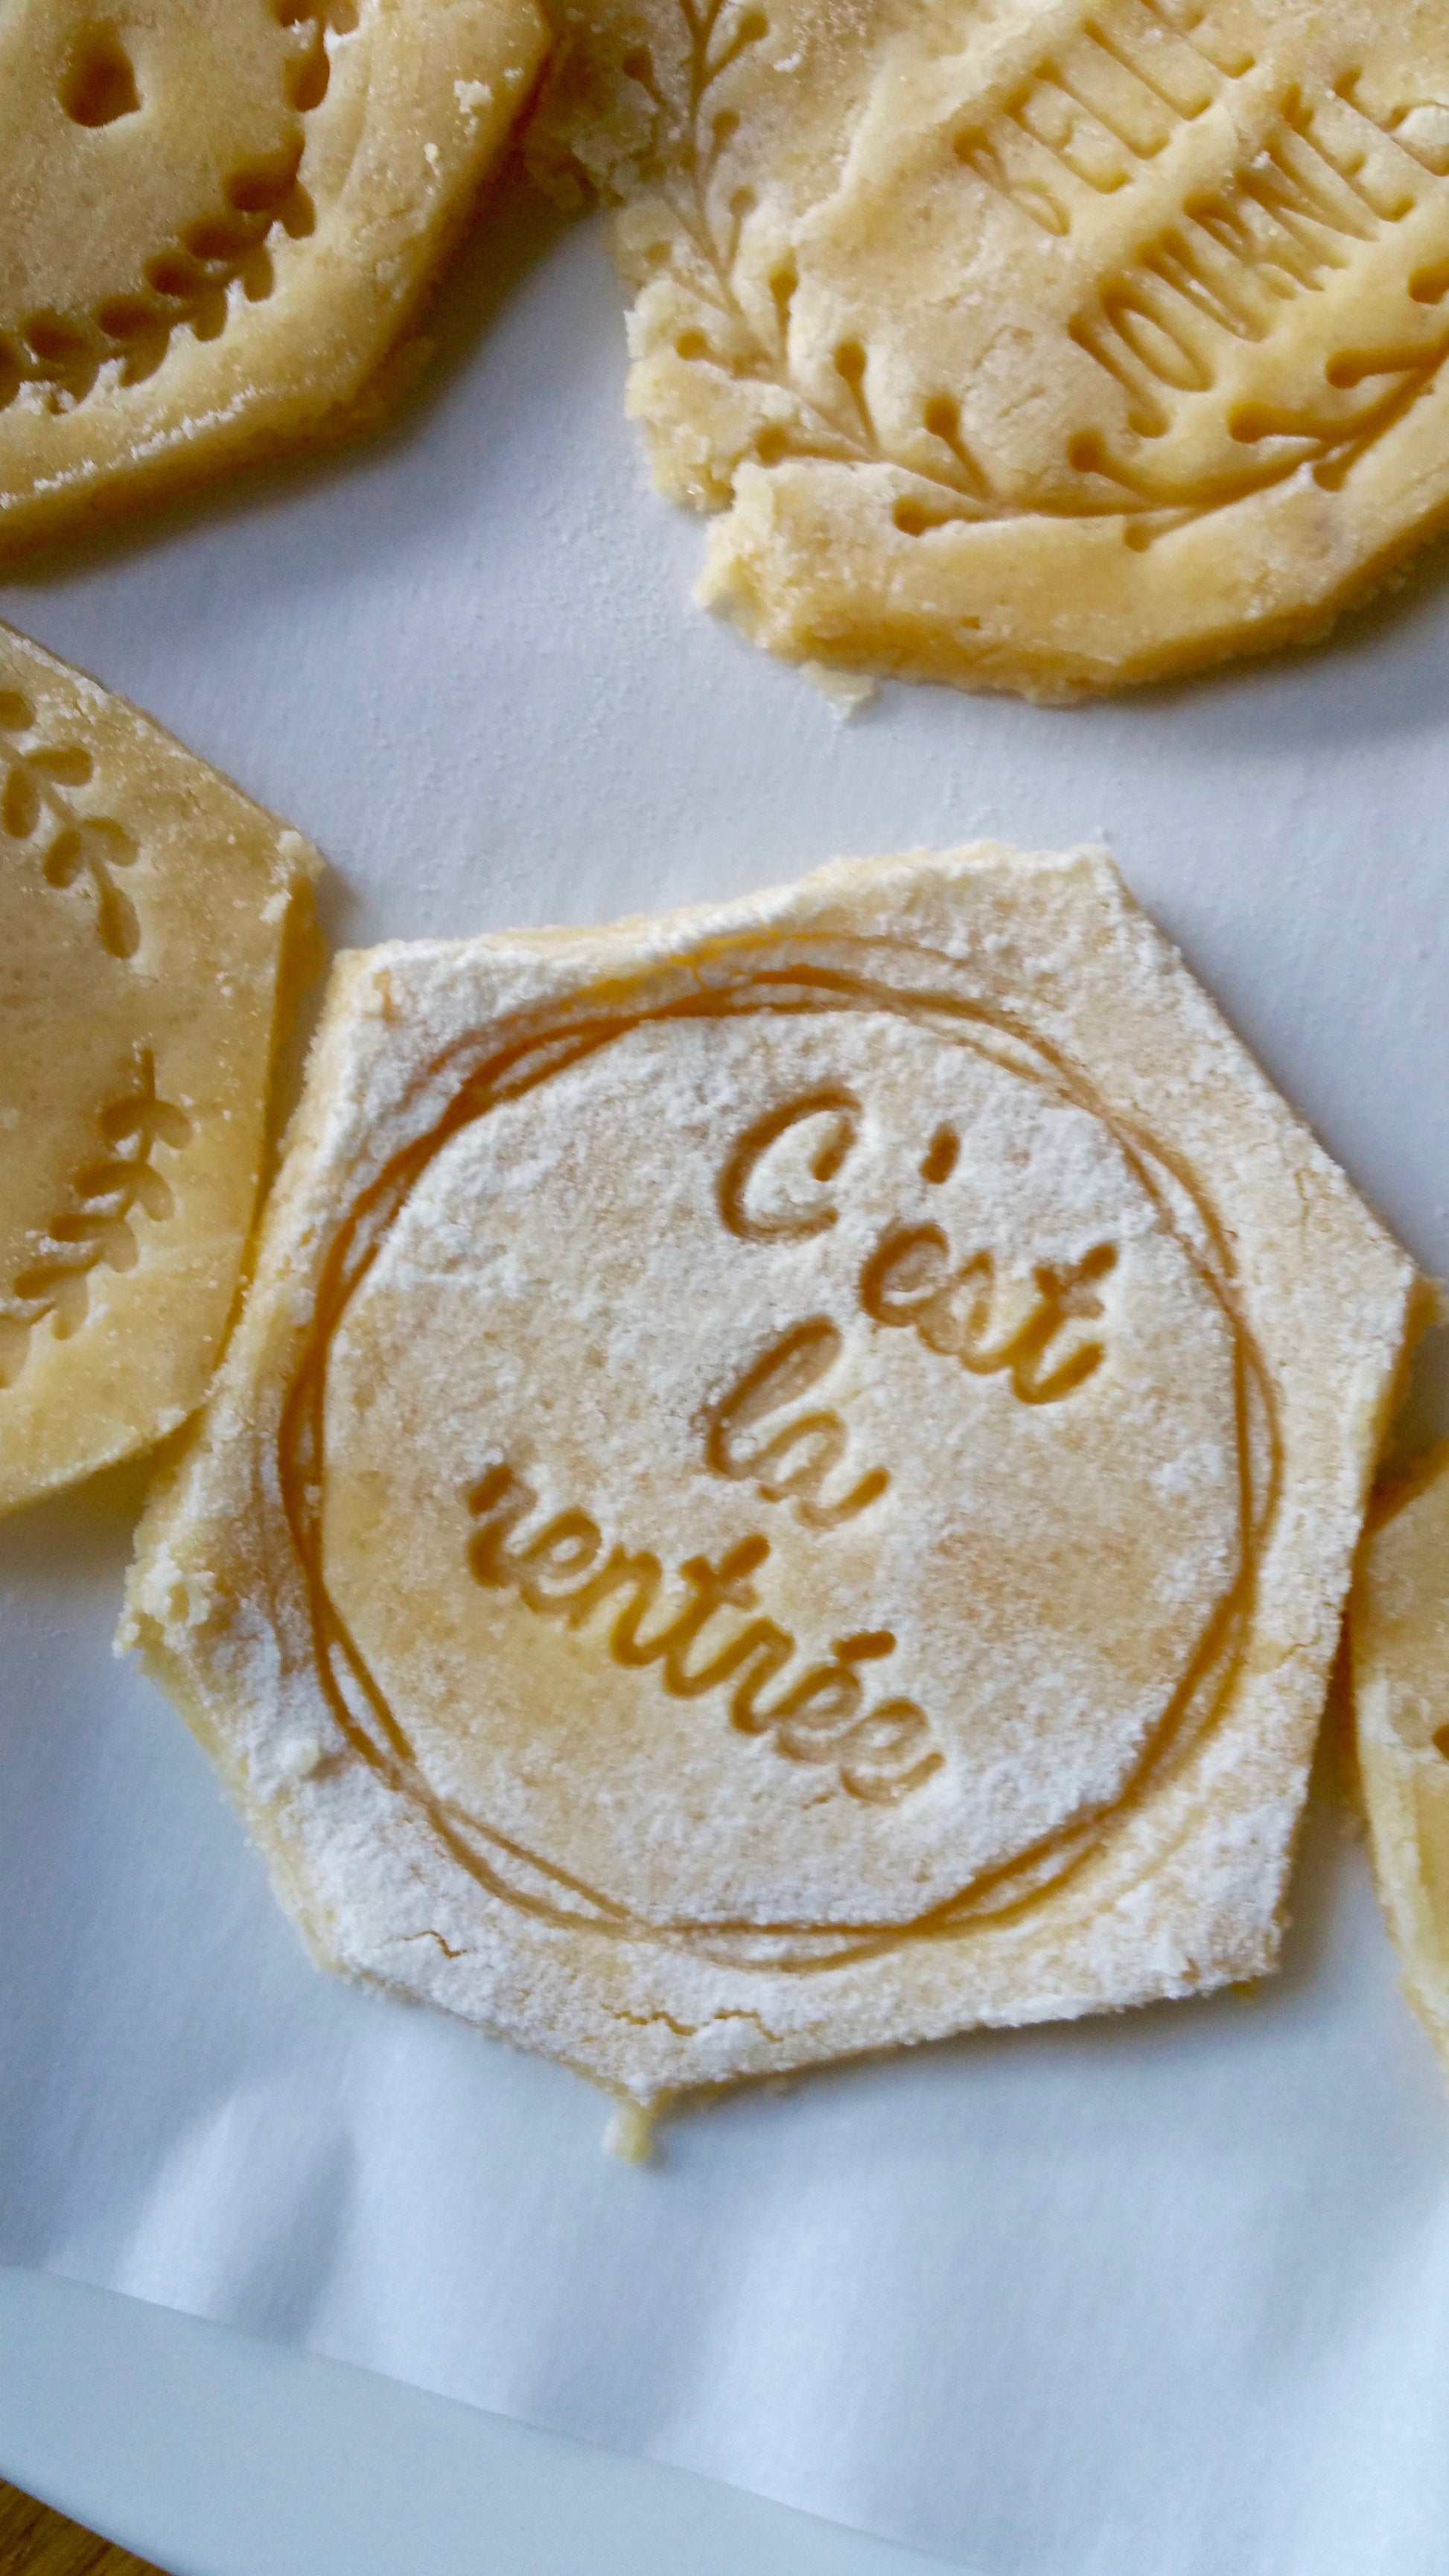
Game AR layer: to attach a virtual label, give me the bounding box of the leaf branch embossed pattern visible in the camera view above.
[0,686,141,957]
[612,2,1449,532]
[615,0,899,484]
[0,1050,193,1391]
[533,0,1449,693]
[0,0,357,418]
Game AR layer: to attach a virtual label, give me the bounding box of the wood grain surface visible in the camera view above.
[0,2484,165,2576]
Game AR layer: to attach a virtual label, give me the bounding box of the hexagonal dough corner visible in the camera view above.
[1,619,320,1512]
[0,0,550,557]
[121,847,1421,2105]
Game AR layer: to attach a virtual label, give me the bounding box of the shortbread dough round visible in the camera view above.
[532,0,1449,698]
[1351,1441,1449,2082]
[0,620,319,1512]
[0,0,549,555]
[123,847,1421,2104]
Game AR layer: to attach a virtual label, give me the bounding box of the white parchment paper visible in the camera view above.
[4,173,1449,2576]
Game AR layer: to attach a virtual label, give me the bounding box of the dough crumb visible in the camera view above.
[800,662,878,721]
[602,2100,655,2162]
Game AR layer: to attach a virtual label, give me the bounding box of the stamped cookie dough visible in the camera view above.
[532,0,1449,698]
[0,622,319,1513]
[122,846,1420,2106]
[1351,1441,1449,2082]
[0,0,550,556]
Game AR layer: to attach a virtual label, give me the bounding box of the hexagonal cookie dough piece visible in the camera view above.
[0,0,550,558]
[1,620,319,1512]
[1350,1441,1449,2082]
[121,847,1421,2110]
[531,0,1449,699]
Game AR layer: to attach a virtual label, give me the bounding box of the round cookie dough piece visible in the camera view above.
[0,619,319,1512]
[531,0,1449,698]
[121,846,1421,2105]
[1351,1441,1449,2082]
[0,0,550,556]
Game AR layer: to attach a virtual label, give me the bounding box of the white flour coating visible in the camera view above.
[326,1011,1239,1923]
[122,846,1423,2105]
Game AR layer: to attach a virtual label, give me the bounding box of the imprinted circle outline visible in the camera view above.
[276,936,1281,1977]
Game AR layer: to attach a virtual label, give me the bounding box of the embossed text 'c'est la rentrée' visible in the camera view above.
[719,1089,1117,1405]
[464,1463,943,1805]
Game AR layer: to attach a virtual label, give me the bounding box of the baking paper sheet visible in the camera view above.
[4,171,1449,2576]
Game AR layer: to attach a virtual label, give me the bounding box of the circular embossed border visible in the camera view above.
[276,937,1281,1977]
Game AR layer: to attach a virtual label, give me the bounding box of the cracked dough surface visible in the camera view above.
[1351,1441,1449,2082]
[0,621,319,1514]
[0,0,549,557]
[531,0,1449,699]
[121,845,1419,2104]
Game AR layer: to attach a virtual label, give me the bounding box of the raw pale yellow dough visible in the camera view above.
[0,0,550,556]
[531,0,1449,698]
[122,847,1421,2105]
[0,620,319,1512]
[1351,1441,1449,2079]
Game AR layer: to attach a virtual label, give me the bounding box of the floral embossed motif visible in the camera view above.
[0,1049,193,1389]
[0,687,141,957]
[0,0,357,417]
